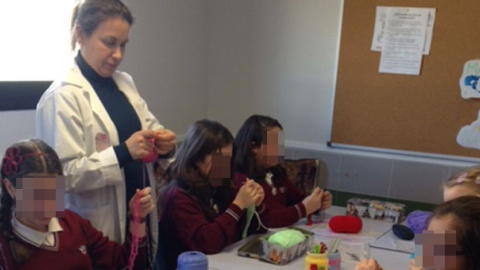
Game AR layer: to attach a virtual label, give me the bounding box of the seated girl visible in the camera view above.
[0,139,153,270]
[158,120,264,270]
[356,195,480,270]
[407,166,480,234]
[232,115,332,234]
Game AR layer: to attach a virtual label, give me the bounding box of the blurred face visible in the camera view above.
[254,127,285,169]
[414,215,466,270]
[10,174,65,232]
[77,17,130,77]
[198,144,233,186]
[443,185,478,201]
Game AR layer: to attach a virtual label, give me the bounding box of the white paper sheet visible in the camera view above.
[379,7,429,75]
[372,6,435,55]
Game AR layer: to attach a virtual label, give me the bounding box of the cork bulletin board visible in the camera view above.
[330,0,480,158]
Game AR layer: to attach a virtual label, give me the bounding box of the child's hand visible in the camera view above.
[253,182,265,206]
[128,187,154,218]
[302,187,323,215]
[320,190,333,210]
[409,259,423,270]
[233,179,261,210]
[355,259,383,270]
[154,129,176,155]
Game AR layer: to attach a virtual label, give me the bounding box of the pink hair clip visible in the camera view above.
[455,173,468,184]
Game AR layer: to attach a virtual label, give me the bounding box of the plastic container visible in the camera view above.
[327,250,341,270]
[304,252,328,270]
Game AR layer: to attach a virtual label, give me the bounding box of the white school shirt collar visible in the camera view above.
[12,215,63,247]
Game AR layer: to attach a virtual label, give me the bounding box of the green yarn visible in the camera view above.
[267,229,306,248]
[242,205,255,239]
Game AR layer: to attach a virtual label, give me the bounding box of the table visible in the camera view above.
[207,206,412,270]
[369,228,415,254]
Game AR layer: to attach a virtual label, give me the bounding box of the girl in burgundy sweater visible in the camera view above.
[233,115,333,235]
[158,120,264,270]
[0,139,153,269]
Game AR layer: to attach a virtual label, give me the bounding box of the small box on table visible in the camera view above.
[346,197,406,223]
[260,227,314,265]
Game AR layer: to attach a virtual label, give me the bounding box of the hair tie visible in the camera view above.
[1,147,48,176]
[2,147,23,176]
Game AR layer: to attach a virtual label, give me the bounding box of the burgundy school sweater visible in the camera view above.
[233,172,306,231]
[159,186,244,270]
[0,210,146,270]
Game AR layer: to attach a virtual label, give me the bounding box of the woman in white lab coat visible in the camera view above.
[35,0,175,265]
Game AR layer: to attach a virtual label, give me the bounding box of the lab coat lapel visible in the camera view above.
[64,65,120,145]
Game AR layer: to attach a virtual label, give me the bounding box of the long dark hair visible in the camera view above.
[169,120,234,220]
[232,115,283,183]
[430,196,480,269]
[0,139,63,263]
[71,0,134,50]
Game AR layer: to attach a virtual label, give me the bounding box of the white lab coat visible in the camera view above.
[36,64,160,262]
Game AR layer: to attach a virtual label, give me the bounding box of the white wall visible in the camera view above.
[0,111,36,154]
[122,0,209,137]
[207,0,342,146]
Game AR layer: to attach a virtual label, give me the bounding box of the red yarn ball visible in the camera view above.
[328,215,363,233]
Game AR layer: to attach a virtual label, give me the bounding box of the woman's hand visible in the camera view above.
[320,190,333,210]
[355,258,383,270]
[128,187,154,218]
[125,130,156,160]
[154,129,176,155]
[302,187,323,215]
[233,179,262,210]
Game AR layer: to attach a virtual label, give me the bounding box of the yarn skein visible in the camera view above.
[177,251,208,270]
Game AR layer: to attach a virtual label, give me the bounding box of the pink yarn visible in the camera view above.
[127,161,152,269]
[127,191,141,270]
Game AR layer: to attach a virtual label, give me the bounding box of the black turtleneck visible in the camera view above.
[75,53,149,207]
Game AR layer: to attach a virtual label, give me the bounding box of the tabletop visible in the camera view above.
[207,206,412,270]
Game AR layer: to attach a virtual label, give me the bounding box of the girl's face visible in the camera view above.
[443,185,478,202]
[5,174,64,232]
[77,17,130,78]
[254,127,284,169]
[420,214,467,270]
[197,144,233,185]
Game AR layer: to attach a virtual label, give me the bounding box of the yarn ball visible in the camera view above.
[392,224,414,240]
[267,229,306,248]
[406,210,431,234]
[328,215,362,233]
[177,251,208,270]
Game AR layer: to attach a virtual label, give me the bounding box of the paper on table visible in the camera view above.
[392,238,415,253]
[372,6,435,55]
[379,7,429,75]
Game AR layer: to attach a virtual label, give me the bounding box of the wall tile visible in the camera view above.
[389,161,448,204]
[337,154,393,197]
